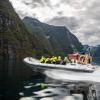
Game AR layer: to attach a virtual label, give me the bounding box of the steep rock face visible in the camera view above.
[0,0,31,59]
[23,17,83,56]
[0,0,53,59]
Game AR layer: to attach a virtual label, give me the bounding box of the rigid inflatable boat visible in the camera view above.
[23,57,97,73]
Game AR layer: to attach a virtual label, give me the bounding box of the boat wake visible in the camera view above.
[44,65,100,83]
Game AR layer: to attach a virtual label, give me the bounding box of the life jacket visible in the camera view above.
[78,55,92,65]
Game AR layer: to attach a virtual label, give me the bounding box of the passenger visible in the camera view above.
[40,56,46,63]
[62,57,67,65]
[71,59,74,63]
[51,56,58,64]
[50,56,54,63]
[66,57,70,63]
[45,58,51,63]
[57,56,62,64]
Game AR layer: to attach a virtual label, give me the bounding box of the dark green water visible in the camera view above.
[0,58,99,100]
[0,58,45,100]
[93,57,100,65]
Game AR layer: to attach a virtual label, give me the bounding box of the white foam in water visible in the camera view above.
[20,97,36,100]
[32,87,82,100]
[44,66,100,83]
[40,96,75,100]
[33,87,70,97]
[72,94,83,100]
[40,95,83,100]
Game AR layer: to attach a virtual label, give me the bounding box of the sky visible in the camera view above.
[9,0,100,46]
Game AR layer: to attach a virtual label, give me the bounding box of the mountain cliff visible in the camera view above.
[23,17,83,56]
[0,0,54,60]
[0,0,31,59]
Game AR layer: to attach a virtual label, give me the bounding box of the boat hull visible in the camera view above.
[23,57,95,73]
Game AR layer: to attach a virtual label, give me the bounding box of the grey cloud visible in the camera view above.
[72,0,100,45]
[57,11,63,15]
[22,0,45,7]
[44,0,52,7]
[61,0,71,4]
[29,0,45,6]
[9,0,100,45]
[46,17,79,31]
[23,0,62,8]
[61,0,87,9]
[86,3,100,19]
[22,0,53,8]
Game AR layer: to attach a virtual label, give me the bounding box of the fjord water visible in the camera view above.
[0,58,100,100]
[0,58,38,100]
